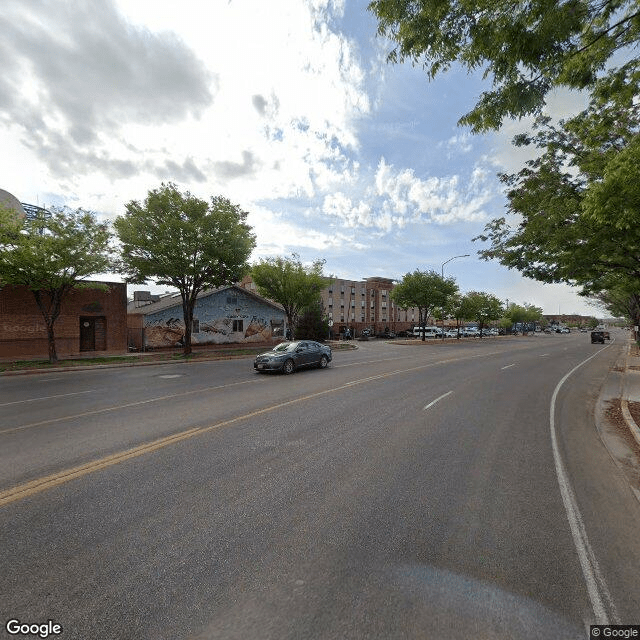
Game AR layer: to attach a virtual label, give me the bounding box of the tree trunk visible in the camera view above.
[182,297,194,356]
[33,290,62,364]
[46,320,58,364]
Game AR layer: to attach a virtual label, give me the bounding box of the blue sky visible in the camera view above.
[0,0,599,315]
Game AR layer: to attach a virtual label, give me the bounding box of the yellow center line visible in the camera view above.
[0,350,502,507]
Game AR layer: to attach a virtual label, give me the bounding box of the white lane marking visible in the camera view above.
[501,364,516,370]
[423,391,453,411]
[540,353,550,357]
[159,374,182,379]
[0,379,261,435]
[0,390,96,407]
[549,345,618,624]
[0,350,503,436]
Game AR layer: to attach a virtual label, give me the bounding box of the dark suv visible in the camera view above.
[591,331,605,344]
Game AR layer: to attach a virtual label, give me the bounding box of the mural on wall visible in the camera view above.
[142,289,284,348]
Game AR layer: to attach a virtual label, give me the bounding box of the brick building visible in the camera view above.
[0,282,127,359]
[241,275,427,337]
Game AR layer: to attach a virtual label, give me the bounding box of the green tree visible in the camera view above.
[459,291,504,337]
[391,270,458,340]
[475,67,640,299]
[0,206,114,363]
[295,299,331,341]
[115,183,255,356]
[251,255,332,340]
[369,0,640,131]
[506,303,543,333]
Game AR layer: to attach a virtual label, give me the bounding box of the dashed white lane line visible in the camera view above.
[423,391,453,411]
[0,390,96,407]
[501,364,516,370]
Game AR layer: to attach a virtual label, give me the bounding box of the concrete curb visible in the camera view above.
[622,341,640,447]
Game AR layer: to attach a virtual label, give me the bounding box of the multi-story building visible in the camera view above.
[241,274,426,337]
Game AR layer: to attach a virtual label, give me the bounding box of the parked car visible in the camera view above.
[591,331,605,344]
[443,330,458,338]
[461,328,479,337]
[412,326,442,338]
[604,331,611,340]
[254,340,332,374]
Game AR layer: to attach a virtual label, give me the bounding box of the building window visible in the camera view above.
[351,301,355,307]
[328,297,333,305]
[361,300,365,307]
[227,296,238,305]
[192,319,200,334]
[233,319,244,332]
[351,287,355,294]
[341,285,345,293]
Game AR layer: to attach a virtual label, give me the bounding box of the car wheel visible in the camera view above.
[283,359,295,375]
[318,355,328,369]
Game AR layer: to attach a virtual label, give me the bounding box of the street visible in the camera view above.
[1,332,639,639]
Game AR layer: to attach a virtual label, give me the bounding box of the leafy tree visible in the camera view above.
[391,270,458,340]
[295,299,331,341]
[474,66,640,298]
[115,183,255,356]
[251,254,332,340]
[594,286,640,335]
[506,302,543,333]
[0,206,114,363]
[459,291,504,336]
[369,0,640,131]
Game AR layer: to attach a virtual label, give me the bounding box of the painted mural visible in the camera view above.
[141,288,285,348]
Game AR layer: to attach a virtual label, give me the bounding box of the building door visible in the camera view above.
[80,318,95,351]
[79,317,106,351]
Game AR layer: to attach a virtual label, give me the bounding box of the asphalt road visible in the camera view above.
[1,332,639,639]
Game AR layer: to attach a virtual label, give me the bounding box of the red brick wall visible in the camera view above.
[0,283,127,359]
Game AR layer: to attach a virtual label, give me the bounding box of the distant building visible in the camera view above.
[240,275,442,337]
[127,285,286,350]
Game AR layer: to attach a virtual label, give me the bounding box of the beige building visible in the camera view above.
[241,274,430,337]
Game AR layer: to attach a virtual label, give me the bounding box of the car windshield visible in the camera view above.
[272,342,298,353]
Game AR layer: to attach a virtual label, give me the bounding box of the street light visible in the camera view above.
[441,254,470,278]
[440,254,470,338]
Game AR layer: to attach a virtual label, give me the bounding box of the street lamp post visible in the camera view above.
[441,254,470,278]
[440,254,470,337]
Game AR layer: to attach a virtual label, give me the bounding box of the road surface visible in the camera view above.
[1,332,638,639]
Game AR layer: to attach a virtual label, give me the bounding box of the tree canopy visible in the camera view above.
[474,66,640,299]
[0,206,114,362]
[391,269,458,340]
[506,302,543,332]
[115,183,255,355]
[459,291,504,334]
[251,254,332,339]
[369,0,640,131]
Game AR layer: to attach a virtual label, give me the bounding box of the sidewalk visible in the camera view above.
[621,338,640,446]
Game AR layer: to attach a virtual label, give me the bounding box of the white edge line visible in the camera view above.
[501,364,516,370]
[549,344,618,624]
[423,390,453,411]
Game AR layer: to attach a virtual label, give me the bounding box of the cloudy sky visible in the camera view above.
[0,0,600,315]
